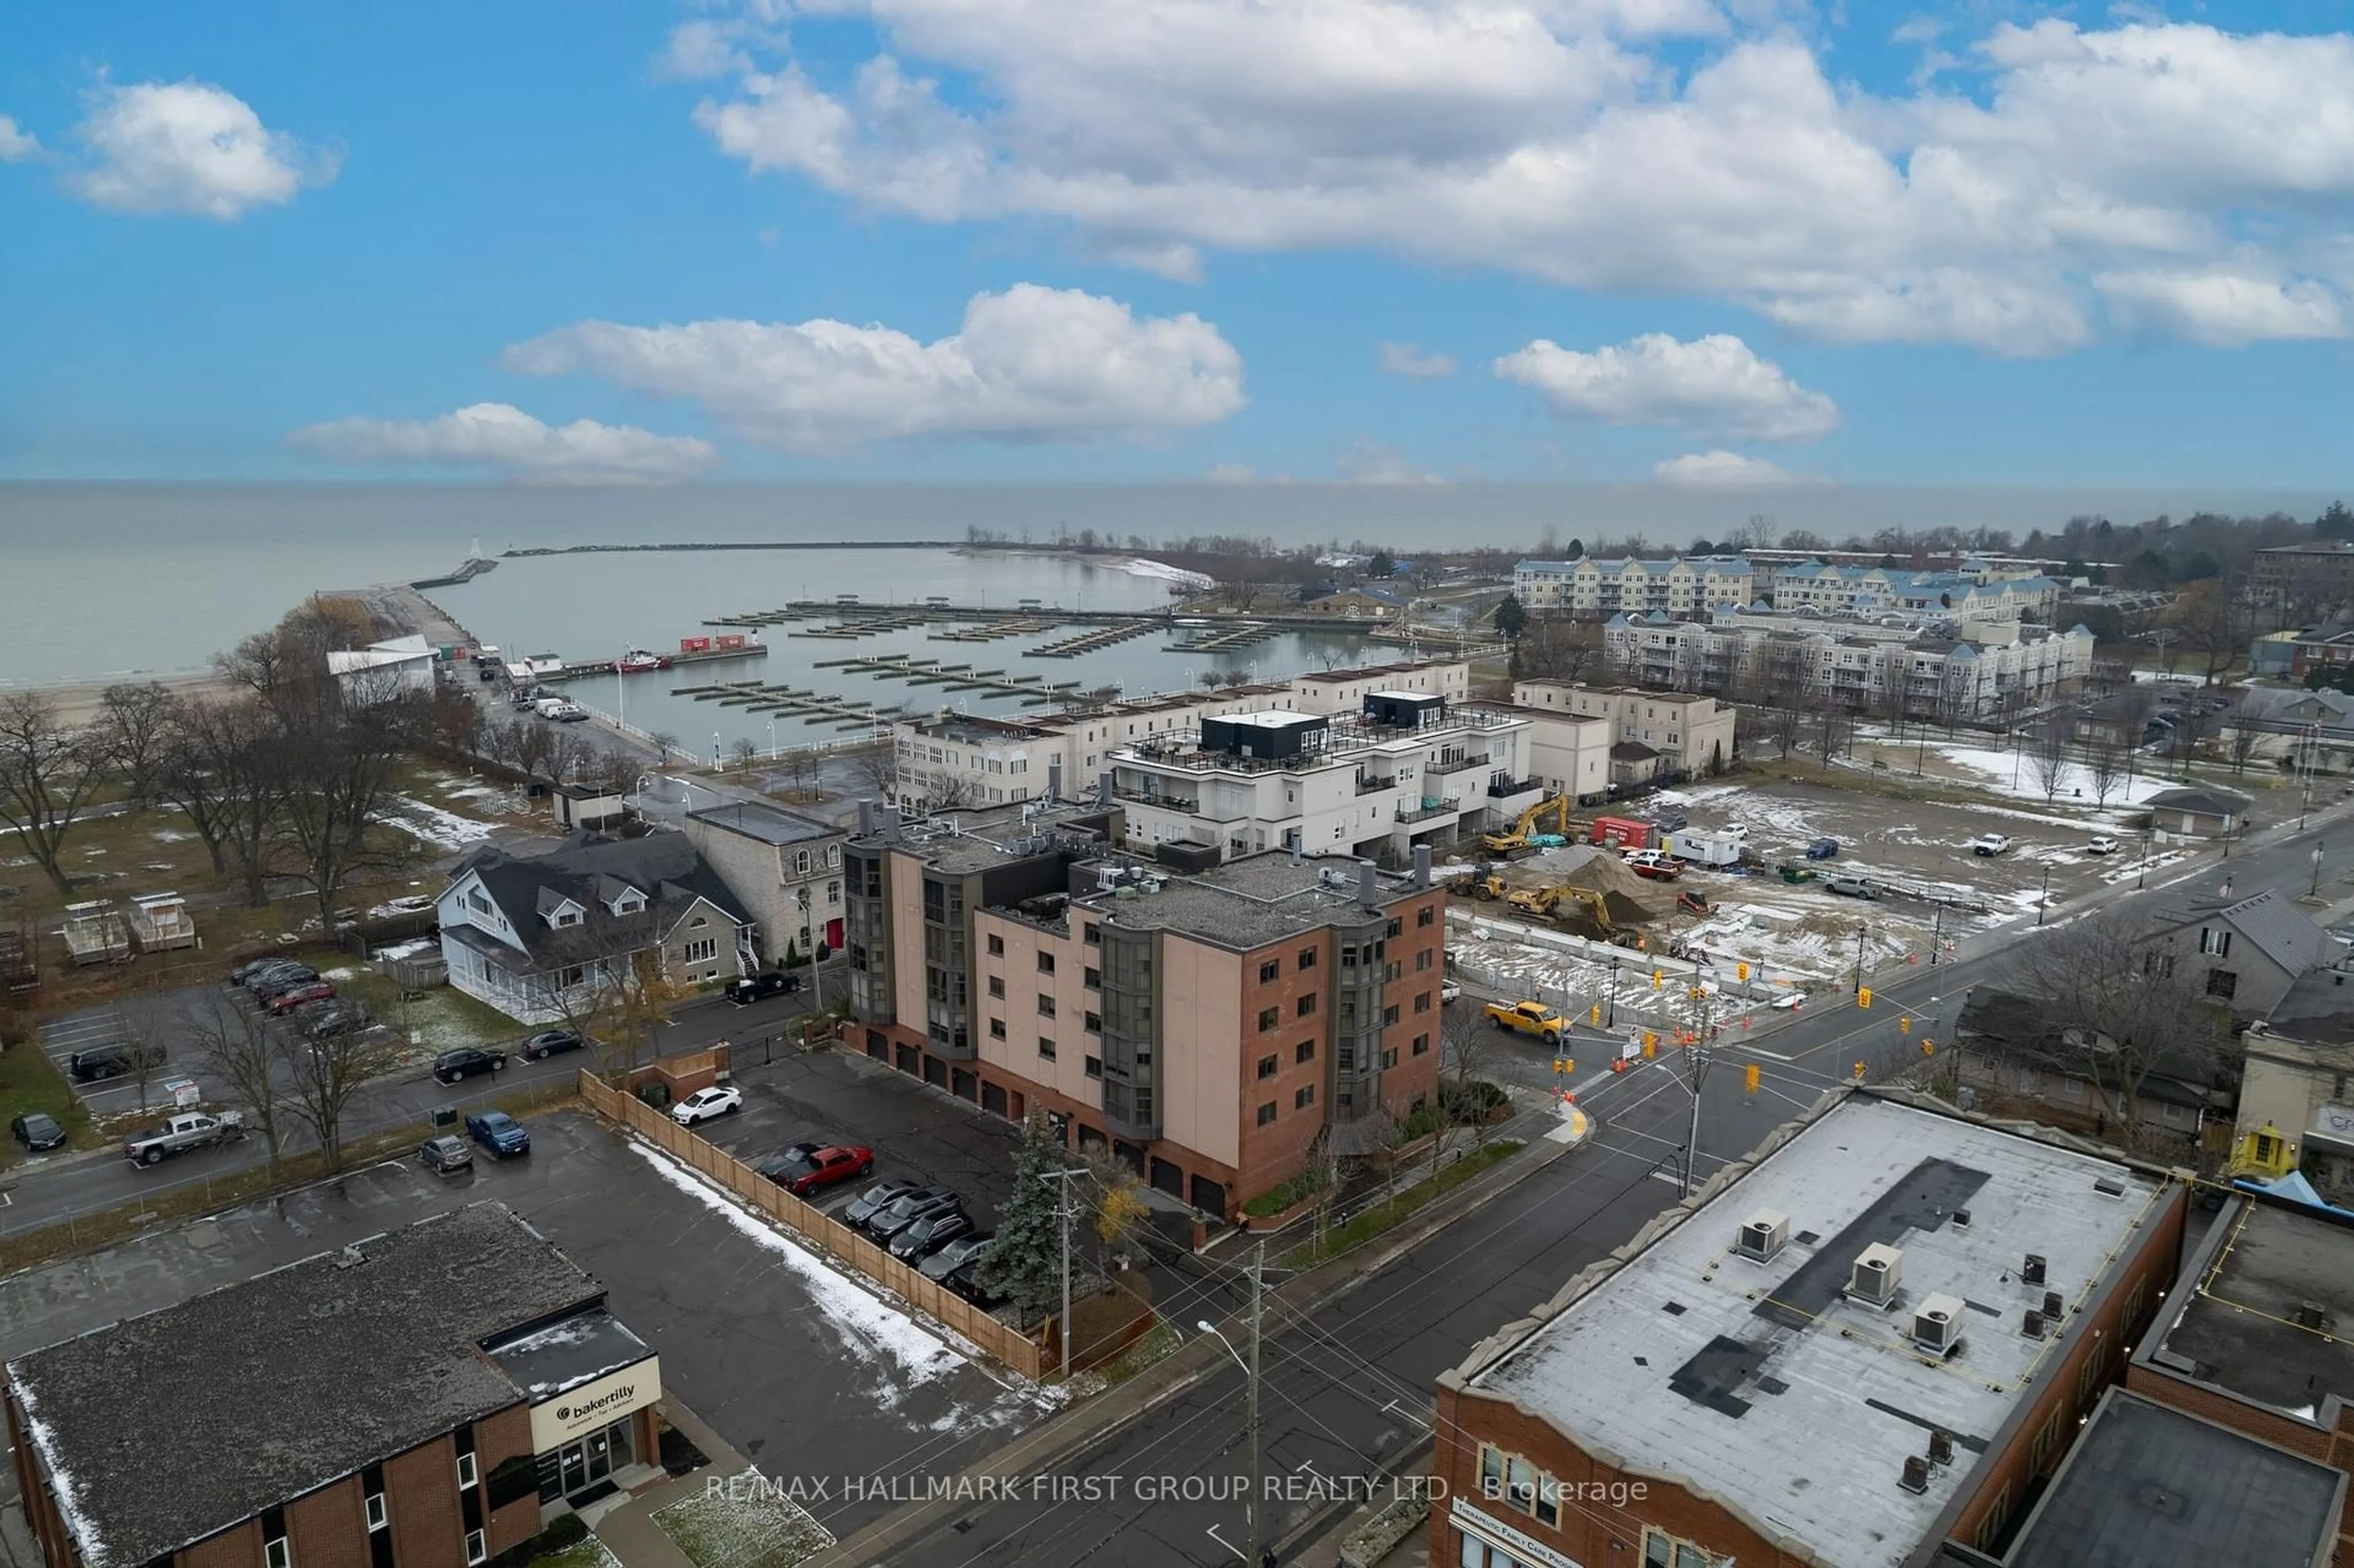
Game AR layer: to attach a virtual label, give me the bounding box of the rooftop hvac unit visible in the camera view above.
[1899,1455,1932,1495]
[1736,1209,1791,1263]
[1847,1243,1904,1308]
[2042,1290,2063,1321]
[1913,1293,1967,1357]
[2295,1300,2331,1331]
[2022,1309,2047,1339]
[2022,1253,2047,1286]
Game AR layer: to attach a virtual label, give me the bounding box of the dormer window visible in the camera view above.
[611,894,644,915]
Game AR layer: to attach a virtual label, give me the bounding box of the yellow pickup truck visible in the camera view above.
[1484,1000,1569,1041]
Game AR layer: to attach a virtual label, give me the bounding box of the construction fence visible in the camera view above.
[576,1070,1047,1380]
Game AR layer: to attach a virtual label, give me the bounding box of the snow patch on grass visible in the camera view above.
[653,1478,834,1568]
[381,796,498,851]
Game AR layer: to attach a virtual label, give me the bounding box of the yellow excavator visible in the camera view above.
[1480,794,1585,856]
[1498,884,1643,948]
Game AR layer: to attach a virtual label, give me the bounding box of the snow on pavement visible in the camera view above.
[1929,745,2176,808]
[627,1141,971,1399]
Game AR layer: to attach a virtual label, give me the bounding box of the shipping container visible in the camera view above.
[679,636,714,653]
[715,633,748,650]
[1593,816,1656,850]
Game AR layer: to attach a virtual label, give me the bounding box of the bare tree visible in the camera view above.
[549,942,685,1079]
[273,688,416,931]
[1761,704,1807,761]
[2084,738,2131,809]
[1810,699,1853,771]
[2225,723,2261,777]
[185,989,289,1173]
[726,736,760,771]
[94,682,180,812]
[112,982,178,1116]
[646,730,679,764]
[280,1014,404,1171]
[1440,1003,1506,1155]
[2015,910,2236,1132]
[851,742,898,801]
[921,767,983,810]
[2028,716,2074,802]
[0,693,113,895]
[158,698,284,904]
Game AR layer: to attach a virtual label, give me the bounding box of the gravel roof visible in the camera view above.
[6,1204,601,1568]
[1084,853,1419,948]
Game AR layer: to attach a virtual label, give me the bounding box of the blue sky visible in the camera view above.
[2,0,2352,490]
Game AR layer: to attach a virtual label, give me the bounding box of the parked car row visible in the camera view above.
[736,1130,1006,1306]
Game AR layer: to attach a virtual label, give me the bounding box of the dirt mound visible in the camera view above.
[1504,845,1667,920]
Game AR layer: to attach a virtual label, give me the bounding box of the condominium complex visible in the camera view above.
[1509,682,1737,784]
[1761,561,2061,623]
[1108,690,1544,864]
[1600,611,2095,719]
[890,661,1471,810]
[841,799,1446,1216]
[1512,555,1754,615]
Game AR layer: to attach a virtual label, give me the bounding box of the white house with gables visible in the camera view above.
[435,831,753,1024]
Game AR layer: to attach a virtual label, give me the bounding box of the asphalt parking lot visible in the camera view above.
[706,1046,1022,1228]
[39,991,235,1114]
[0,1107,1049,1537]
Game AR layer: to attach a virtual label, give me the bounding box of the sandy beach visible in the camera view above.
[15,672,234,727]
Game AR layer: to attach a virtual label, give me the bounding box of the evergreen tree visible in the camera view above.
[1368,549,1395,578]
[1564,538,1585,560]
[2317,501,2353,540]
[1493,592,1528,639]
[975,1111,1074,1317]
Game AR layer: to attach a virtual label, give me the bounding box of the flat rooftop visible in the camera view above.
[2001,1389,2344,1568]
[486,1307,655,1401]
[872,799,1117,874]
[2147,1197,2354,1420]
[1081,853,1422,948]
[688,799,839,846]
[6,1204,601,1568]
[1466,1095,2171,1568]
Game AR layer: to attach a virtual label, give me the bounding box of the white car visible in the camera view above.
[2085,835,2119,855]
[671,1086,743,1125]
[1968,833,2013,856]
[1715,824,1749,842]
[1441,981,1463,1005]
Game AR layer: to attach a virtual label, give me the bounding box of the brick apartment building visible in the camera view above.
[6,1205,661,1568]
[1431,1092,2193,1568]
[842,797,1446,1217]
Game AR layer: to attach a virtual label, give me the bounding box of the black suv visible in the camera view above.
[69,1043,167,1081]
[433,1047,508,1085]
[728,972,801,1005]
[865,1186,960,1242]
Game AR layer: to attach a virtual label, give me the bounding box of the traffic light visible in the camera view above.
[1857,986,1873,1008]
[1643,1032,1658,1057]
[1745,1062,1761,1094]
[1736,962,1750,982]
[1899,1017,1911,1035]
[1922,1040,1935,1056]
[1651,970,1663,989]
[1589,1003,1601,1024]
[1854,1060,1867,1080]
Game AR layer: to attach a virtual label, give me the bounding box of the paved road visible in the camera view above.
[855,804,2354,1568]
[0,984,825,1235]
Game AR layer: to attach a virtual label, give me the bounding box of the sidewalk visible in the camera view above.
[586,1400,753,1568]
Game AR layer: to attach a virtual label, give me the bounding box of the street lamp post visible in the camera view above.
[2036,864,2052,926]
[1197,1241,1265,1568]
[1853,925,1867,997]
[2314,842,2326,900]
[768,718,778,762]
[2138,829,2151,889]
[1607,954,1620,1029]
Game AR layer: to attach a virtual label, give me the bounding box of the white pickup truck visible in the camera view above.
[123,1111,245,1166]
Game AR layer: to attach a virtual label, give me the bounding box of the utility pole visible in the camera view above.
[1246,1241,1264,1568]
[2036,864,2052,926]
[1929,903,1944,965]
[1853,925,1868,997]
[1043,1166,1089,1379]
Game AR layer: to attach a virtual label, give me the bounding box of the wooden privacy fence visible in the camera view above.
[577,1070,1047,1380]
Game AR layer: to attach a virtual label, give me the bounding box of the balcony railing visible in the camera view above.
[1487,776,1541,798]
[1356,774,1396,795]
[1395,800,1461,824]
[1430,752,1493,772]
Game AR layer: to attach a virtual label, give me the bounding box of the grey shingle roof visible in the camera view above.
[6,1205,601,1568]
[2153,886,2329,978]
[452,831,745,973]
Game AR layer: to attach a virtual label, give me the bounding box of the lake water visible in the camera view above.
[2,479,2335,688]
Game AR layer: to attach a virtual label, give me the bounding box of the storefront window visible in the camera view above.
[538,1417,638,1505]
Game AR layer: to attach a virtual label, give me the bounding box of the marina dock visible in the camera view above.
[667,680,903,731]
[548,643,770,680]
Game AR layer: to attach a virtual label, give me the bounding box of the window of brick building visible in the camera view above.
[1259,957,1281,983]
[1038,952,1056,975]
[1038,994,1057,1018]
[1257,1054,1278,1079]
[1295,1084,1315,1109]
[1297,994,1317,1018]
[1298,946,1317,970]
[986,933,1004,956]
[1039,1037,1056,1060]
[1258,1005,1281,1032]
[1256,1101,1277,1126]
[987,975,1004,999]
[1295,1040,1315,1064]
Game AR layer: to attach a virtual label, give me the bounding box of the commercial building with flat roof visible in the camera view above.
[4,1204,662,1568]
[842,797,1444,1216]
[2128,1192,2354,1563]
[1433,1092,2187,1568]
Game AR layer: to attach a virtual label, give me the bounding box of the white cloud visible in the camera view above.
[503,284,1246,452]
[1206,463,1262,483]
[67,80,334,218]
[1495,332,1838,440]
[676,7,2354,354]
[1337,438,1442,485]
[1651,449,1817,487]
[289,403,718,483]
[1379,341,1457,379]
[0,115,39,162]
[2095,267,2350,346]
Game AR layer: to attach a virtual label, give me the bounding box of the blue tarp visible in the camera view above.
[2233,1169,2354,1219]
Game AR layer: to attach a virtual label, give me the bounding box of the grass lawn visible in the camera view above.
[0,1038,91,1170]
[530,1537,620,1568]
[325,964,523,1062]
[652,1479,834,1568]
[1280,1140,1525,1270]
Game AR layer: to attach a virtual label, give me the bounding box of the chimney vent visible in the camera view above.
[858,799,876,836]
[2295,1300,2329,1331]
[2023,1253,2047,1286]
[1952,1208,1971,1230]
[1358,859,1380,909]
[884,805,903,843]
[1414,844,1433,889]
[1048,758,1062,803]
[1899,1455,1931,1494]
[1099,770,1115,807]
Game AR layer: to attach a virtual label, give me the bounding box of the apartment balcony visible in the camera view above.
[1355,774,1396,796]
[1428,751,1493,774]
[1394,800,1461,824]
[1113,785,1200,813]
[1486,775,1541,798]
